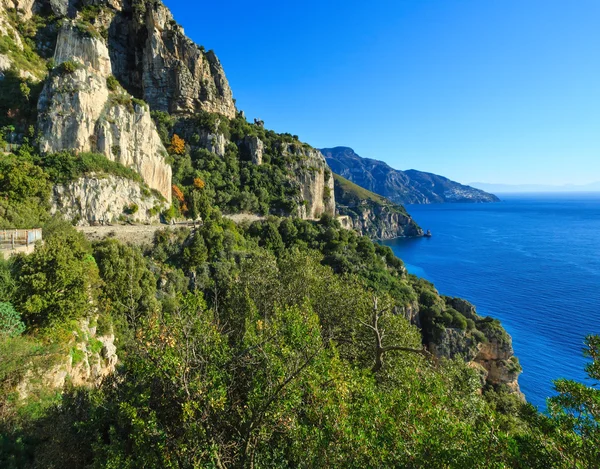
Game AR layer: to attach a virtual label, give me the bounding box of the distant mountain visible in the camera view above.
[471,182,600,193]
[320,147,499,204]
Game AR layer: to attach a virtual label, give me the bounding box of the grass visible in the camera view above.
[334,173,402,207]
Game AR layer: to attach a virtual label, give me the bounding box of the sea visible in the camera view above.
[382,193,600,410]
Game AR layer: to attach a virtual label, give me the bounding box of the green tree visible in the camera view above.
[14,227,99,328]
[545,335,600,467]
[93,240,158,331]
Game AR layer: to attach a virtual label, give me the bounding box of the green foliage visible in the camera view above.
[0,302,25,338]
[70,347,85,365]
[39,151,145,185]
[151,110,176,148]
[59,60,79,74]
[93,240,158,335]
[543,335,600,467]
[0,70,43,131]
[13,225,99,328]
[334,173,396,206]
[123,203,139,215]
[106,75,120,91]
[0,154,51,229]
[0,30,46,79]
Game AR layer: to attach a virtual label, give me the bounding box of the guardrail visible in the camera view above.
[0,229,42,250]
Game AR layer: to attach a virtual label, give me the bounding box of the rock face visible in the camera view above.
[244,135,264,165]
[17,316,117,399]
[37,21,172,202]
[342,204,423,239]
[321,146,500,204]
[105,0,236,118]
[284,144,335,219]
[428,297,523,398]
[0,0,40,79]
[51,174,165,226]
[334,173,422,239]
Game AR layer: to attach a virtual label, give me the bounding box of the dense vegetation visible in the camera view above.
[155,110,325,219]
[0,3,598,467]
[0,211,598,467]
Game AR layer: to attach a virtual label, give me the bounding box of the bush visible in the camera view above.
[14,226,100,328]
[0,302,25,338]
[106,75,119,91]
[40,151,144,184]
[124,203,139,215]
[60,60,78,74]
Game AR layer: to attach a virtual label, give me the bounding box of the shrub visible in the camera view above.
[71,347,85,365]
[0,302,25,338]
[453,312,468,330]
[40,151,144,184]
[124,203,139,215]
[60,60,78,74]
[106,75,119,91]
[131,97,148,109]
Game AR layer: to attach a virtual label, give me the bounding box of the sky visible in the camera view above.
[164,0,600,185]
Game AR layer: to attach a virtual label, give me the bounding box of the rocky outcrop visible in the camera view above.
[341,204,422,239]
[17,316,117,399]
[38,21,172,202]
[428,297,523,398]
[283,144,335,219]
[244,135,264,165]
[334,173,422,239]
[51,174,165,226]
[104,0,236,118]
[0,0,40,79]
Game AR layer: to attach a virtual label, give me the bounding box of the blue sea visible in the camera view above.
[382,193,600,410]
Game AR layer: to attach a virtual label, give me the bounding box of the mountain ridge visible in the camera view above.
[321,146,500,204]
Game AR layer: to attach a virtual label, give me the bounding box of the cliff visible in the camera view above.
[286,144,335,219]
[51,174,165,225]
[321,146,500,204]
[107,0,236,118]
[334,174,422,239]
[37,21,172,202]
[428,296,523,398]
[16,316,117,399]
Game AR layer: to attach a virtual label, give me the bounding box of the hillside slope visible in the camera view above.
[321,146,499,204]
[334,174,423,239]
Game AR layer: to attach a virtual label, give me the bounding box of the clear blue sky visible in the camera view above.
[165,0,599,185]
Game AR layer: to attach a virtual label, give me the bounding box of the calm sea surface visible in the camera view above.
[382,193,600,409]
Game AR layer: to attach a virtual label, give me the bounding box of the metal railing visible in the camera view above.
[0,229,42,250]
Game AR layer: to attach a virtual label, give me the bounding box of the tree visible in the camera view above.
[14,227,99,328]
[545,335,600,467]
[93,240,158,330]
[168,134,186,155]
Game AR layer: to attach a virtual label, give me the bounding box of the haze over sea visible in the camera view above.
[383,193,600,409]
